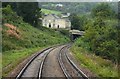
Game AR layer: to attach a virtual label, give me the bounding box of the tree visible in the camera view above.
[91,3,115,18]
[16,2,40,26]
[83,16,118,63]
[2,2,42,27]
[69,14,85,30]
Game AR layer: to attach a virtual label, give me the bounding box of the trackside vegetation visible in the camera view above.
[2,5,70,76]
[70,3,119,77]
[2,2,119,78]
[3,47,45,76]
[71,40,118,77]
[2,5,70,52]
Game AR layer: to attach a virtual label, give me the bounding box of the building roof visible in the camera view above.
[51,14,60,19]
[44,14,70,19]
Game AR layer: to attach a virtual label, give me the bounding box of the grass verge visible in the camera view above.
[41,8,61,15]
[70,45,118,77]
[2,47,47,76]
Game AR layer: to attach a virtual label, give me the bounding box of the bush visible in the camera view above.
[75,17,118,64]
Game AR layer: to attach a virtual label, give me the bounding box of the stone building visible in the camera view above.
[42,14,71,30]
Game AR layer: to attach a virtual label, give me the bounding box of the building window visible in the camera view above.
[57,25,59,28]
[49,23,51,28]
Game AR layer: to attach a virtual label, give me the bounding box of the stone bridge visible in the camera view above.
[69,30,85,40]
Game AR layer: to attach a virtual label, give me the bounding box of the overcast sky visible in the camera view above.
[1,0,119,2]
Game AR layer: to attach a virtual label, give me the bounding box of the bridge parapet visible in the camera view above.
[69,30,85,35]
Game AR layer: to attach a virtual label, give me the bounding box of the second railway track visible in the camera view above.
[58,45,88,79]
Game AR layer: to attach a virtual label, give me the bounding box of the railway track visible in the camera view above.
[16,44,88,79]
[16,47,54,79]
[58,45,89,79]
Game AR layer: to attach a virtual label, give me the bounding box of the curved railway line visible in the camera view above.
[58,45,88,79]
[16,44,88,79]
[16,47,54,79]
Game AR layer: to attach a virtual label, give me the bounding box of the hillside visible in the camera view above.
[2,5,69,52]
[2,5,70,76]
[41,8,61,15]
[39,2,118,15]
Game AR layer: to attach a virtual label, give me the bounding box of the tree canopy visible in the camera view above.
[69,14,86,31]
[2,2,41,27]
[91,3,116,18]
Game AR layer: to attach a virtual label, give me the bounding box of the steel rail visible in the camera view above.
[65,47,89,79]
[16,47,53,79]
[59,45,89,79]
[58,46,72,79]
[15,44,88,79]
[38,47,55,79]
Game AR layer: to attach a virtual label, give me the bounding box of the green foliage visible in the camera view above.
[91,3,116,18]
[72,3,119,65]
[2,5,70,76]
[57,29,70,38]
[2,5,70,52]
[39,2,118,16]
[3,47,45,76]
[39,2,98,14]
[16,2,41,26]
[2,5,13,15]
[70,14,86,30]
[82,17,118,63]
[2,5,23,24]
[2,2,41,27]
[70,45,118,77]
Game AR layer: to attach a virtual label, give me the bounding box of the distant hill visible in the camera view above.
[39,2,118,15]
